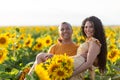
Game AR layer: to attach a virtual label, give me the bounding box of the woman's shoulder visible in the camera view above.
[88,37,101,47]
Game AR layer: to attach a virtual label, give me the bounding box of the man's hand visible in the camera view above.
[44,53,53,60]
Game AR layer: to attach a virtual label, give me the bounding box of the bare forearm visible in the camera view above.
[73,62,92,76]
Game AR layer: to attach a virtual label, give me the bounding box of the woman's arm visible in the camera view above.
[73,41,100,76]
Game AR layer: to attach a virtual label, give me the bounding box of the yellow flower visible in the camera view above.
[107,49,119,63]
[5,32,11,38]
[19,27,25,33]
[108,44,117,50]
[32,42,44,51]
[33,54,73,80]
[48,54,73,79]
[0,48,8,64]
[44,35,52,47]
[109,38,116,44]
[32,37,45,51]
[53,67,67,80]
[11,42,21,50]
[54,54,73,66]
[48,62,60,75]
[35,64,51,80]
[34,27,41,33]
[0,34,9,48]
[19,33,26,40]
[66,57,74,67]
[11,33,16,38]
[49,26,57,31]
[36,37,42,43]
[64,66,73,76]
[23,35,34,48]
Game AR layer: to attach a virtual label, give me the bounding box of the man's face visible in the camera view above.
[59,24,73,40]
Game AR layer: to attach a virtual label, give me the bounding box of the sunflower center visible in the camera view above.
[109,46,114,49]
[58,60,62,63]
[109,52,116,58]
[26,40,30,45]
[51,65,58,72]
[0,37,6,44]
[15,45,19,49]
[20,37,24,39]
[57,70,64,76]
[37,43,42,48]
[46,40,50,44]
[6,34,10,37]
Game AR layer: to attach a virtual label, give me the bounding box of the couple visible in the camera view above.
[28,16,107,80]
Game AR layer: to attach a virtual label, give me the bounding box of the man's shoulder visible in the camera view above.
[72,42,79,48]
[50,43,59,48]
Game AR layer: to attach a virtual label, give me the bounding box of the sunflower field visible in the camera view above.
[0,26,120,80]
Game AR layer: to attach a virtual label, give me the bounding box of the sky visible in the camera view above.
[0,0,120,26]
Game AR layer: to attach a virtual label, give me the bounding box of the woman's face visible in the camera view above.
[59,23,73,40]
[84,21,94,38]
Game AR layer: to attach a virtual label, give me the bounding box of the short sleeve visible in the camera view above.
[48,44,56,54]
[93,38,102,47]
[89,37,101,55]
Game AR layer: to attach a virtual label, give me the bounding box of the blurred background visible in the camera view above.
[0,0,120,26]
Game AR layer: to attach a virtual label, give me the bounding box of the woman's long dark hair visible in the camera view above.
[81,16,107,73]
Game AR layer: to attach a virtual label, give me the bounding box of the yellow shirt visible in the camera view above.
[48,42,79,56]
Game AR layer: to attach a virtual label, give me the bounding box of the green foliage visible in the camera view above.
[0,26,120,79]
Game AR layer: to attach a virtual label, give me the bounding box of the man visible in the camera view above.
[27,22,79,75]
[48,22,78,56]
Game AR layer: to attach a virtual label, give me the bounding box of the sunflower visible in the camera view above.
[5,32,11,38]
[53,67,68,80]
[23,35,34,48]
[11,42,21,50]
[44,35,52,47]
[35,64,51,80]
[54,54,73,65]
[35,27,41,33]
[0,48,8,64]
[32,41,44,51]
[36,37,42,43]
[107,49,119,63]
[64,66,73,76]
[19,27,25,33]
[108,44,116,50]
[49,26,57,31]
[47,54,73,80]
[32,37,45,51]
[52,55,65,63]
[11,33,16,38]
[30,54,73,80]
[0,34,9,48]
[19,33,26,40]
[66,57,74,68]
[47,62,60,75]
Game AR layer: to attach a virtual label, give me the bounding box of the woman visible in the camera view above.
[70,16,107,80]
